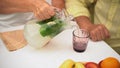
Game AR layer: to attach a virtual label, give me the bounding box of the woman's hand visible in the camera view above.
[31,0,55,20]
[52,0,65,10]
[0,0,55,20]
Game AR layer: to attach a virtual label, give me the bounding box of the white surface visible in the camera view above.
[0,28,120,68]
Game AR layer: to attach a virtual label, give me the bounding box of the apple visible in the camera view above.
[74,62,85,68]
[85,62,100,68]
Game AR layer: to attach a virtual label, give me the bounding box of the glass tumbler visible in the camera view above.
[73,29,89,52]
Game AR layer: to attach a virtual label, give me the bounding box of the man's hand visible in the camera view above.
[75,16,110,41]
[88,24,110,41]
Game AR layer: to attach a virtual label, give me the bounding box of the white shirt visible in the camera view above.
[0,12,34,30]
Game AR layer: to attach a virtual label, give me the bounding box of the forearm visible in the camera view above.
[0,0,38,12]
[0,8,29,14]
[75,16,110,41]
[0,0,55,20]
[75,16,93,31]
[52,0,65,9]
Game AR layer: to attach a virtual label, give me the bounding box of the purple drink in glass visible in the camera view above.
[73,29,89,52]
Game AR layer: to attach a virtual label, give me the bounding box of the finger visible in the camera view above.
[37,12,45,20]
[41,6,52,19]
[99,29,105,40]
[35,13,43,20]
[47,6,55,16]
[33,11,42,20]
[39,6,55,20]
[93,29,100,41]
[40,10,51,20]
[35,8,45,20]
[103,27,110,38]
[35,5,51,20]
[90,31,97,41]
[96,29,103,41]
[44,9,53,19]
[97,26,105,40]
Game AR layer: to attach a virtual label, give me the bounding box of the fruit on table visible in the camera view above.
[99,57,120,68]
[59,59,75,68]
[59,59,99,68]
[59,59,85,68]
[85,62,99,68]
[74,62,85,68]
[59,57,120,68]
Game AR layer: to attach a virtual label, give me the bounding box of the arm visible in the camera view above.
[52,0,65,10]
[0,0,33,12]
[0,0,55,20]
[65,0,91,18]
[75,16,110,41]
[66,0,110,41]
[0,8,29,14]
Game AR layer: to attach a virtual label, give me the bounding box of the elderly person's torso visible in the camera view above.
[94,0,120,40]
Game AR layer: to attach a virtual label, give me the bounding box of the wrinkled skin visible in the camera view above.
[0,0,55,20]
[75,16,110,41]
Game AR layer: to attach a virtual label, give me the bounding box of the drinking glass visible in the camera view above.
[73,29,89,52]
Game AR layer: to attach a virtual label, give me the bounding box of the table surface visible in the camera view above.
[0,26,120,68]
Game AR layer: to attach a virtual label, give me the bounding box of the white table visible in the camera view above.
[0,27,120,68]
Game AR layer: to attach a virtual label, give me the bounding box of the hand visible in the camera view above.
[88,24,110,41]
[31,0,55,20]
[0,0,55,19]
[52,0,65,10]
[75,16,110,41]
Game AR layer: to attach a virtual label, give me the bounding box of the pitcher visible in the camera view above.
[24,9,73,48]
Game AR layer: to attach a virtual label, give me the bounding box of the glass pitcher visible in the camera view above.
[24,9,73,48]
